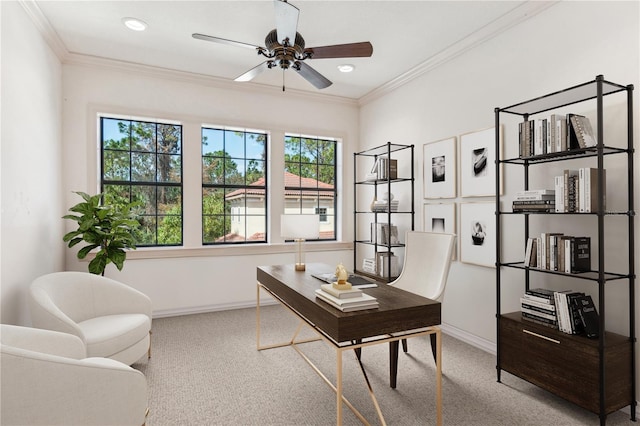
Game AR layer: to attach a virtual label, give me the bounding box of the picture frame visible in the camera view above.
[423,137,456,199]
[460,126,503,197]
[459,202,495,268]
[423,202,457,260]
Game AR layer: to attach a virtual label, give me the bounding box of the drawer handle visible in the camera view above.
[523,329,560,344]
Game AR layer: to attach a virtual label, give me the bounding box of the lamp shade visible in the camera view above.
[280,214,320,240]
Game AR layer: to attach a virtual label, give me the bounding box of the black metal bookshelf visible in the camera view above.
[495,75,635,425]
[353,142,414,282]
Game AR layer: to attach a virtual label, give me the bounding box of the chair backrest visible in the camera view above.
[390,231,456,302]
[30,272,149,324]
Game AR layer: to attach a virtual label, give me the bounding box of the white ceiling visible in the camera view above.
[31,0,554,100]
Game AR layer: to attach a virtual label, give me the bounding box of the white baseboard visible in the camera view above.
[153,299,278,318]
[440,322,496,355]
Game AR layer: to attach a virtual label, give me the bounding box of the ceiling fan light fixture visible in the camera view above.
[337,64,355,73]
[122,17,148,32]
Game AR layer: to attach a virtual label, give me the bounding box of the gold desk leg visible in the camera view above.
[256,282,261,351]
[353,349,386,425]
[337,347,343,426]
[436,327,442,426]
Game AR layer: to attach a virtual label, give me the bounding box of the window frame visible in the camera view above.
[99,115,184,247]
[201,125,269,245]
[284,133,338,242]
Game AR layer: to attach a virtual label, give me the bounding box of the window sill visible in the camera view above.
[83,241,353,261]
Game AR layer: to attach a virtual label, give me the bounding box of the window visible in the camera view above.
[100,116,183,246]
[202,127,267,244]
[284,134,337,240]
[315,207,328,222]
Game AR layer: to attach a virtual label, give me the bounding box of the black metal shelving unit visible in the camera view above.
[353,142,414,282]
[495,75,635,425]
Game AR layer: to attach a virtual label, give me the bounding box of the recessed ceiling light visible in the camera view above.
[337,64,355,73]
[122,17,147,32]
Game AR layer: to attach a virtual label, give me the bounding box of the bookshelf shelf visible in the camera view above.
[353,142,414,282]
[495,75,635,425]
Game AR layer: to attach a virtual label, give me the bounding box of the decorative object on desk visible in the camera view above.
[423,203,457,260]
[460,202,496,268]
[332,263,352,290]
[460,126,503,197]
[423,137,456,199]
[280,214,319,271]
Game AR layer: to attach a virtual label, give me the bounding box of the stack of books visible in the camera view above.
[512,189,555,212]
[521,288,558,328]
[315,284,379,312]
[371,200,399,212]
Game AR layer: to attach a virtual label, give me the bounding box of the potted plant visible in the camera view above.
[63,191,141,275]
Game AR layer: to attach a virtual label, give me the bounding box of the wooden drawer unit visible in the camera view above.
[499,312,632,415]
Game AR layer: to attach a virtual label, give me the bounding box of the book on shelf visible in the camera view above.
[554,175,565,212]
[512,199,554,212]
[524,237,537,267]
[514,189,555,200]
[373,157,398,180]
[578,167,606,213]
[524,288,556,304]
[371,200,399,212]
[362,258,376,274]
[319,283,363,299]
[370,222,399,245]
[575,294,599,338]
[376,251,399,277]
[520,297,556,313]
[569,115,597,148]
[315,288,379,312]
[521,311,558,328]
[550,113,566,152]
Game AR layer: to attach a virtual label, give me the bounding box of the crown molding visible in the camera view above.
[358,0,559,106]
[63,53,359,107]
[19,0,69,60]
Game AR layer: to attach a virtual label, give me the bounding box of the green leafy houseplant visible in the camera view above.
[63,192,141,275]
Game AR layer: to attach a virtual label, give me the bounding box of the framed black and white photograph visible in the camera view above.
[460,126,502,197]
[459,202,495,267]
[423,202,457,260]
[423,137,456,199]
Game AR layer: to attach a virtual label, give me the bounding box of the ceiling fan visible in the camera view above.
[192,0,373,91]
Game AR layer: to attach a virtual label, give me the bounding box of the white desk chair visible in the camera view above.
[388,231,456,388]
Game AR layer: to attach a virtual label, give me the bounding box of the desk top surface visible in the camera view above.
[257,263,441,343]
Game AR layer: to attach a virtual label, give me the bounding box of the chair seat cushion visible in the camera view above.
[79,314,151,358]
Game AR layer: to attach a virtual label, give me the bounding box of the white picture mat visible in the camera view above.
[423,137,456,199]
[459,202,495,268]
[423,202,457,261]
[460,126,503,197]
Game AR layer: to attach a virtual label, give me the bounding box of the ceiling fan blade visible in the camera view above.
[294,61,332,89]
[192,33,262,50]
[235,61,270,82]
[305,42,373,59]
[274,0,299,46]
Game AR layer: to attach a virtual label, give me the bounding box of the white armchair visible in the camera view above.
[29,271,152,365]
[1,324,148,426]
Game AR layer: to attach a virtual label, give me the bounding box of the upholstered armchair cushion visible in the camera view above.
[29,271,152,365]
[1,324,148,426]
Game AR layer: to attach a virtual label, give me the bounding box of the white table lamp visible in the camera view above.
[281,214,320,271]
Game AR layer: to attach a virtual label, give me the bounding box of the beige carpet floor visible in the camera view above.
[134,305,635,425]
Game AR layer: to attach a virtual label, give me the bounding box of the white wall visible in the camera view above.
[60,63,358,316]
[360,0,639,344]
[0,1,64,325]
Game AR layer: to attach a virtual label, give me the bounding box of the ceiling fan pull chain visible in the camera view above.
[283,69,286,92]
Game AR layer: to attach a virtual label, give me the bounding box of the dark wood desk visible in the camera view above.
[256,263,442,426]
